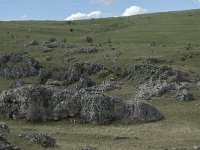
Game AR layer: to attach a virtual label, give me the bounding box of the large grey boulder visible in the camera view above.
[0,85,163,124]
[0,53,41,78]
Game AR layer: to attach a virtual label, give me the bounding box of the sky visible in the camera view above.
[0,0,199,21]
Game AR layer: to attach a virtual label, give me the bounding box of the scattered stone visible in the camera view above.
[10,80,28,88]
[0,53,41,78]
[80,80,123,94]
[0,134,21,150]
[45,79,62,86]
[144,58,167,64]
[80,146,97,150]
[66,43,76,48]
[24,40,39,47]
[76,75,95,90]
[42,41,64,49]
[193,145,200,150]
[45,56,53,61]
[196,82,200,89]
[37,69,52,85]
[19,132,56,148]
[0,124,10,133]
[77,47,98,54]
[175,89,193,101]
[114,136,130,140]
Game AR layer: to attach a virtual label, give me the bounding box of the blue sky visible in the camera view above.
[0,0,199,20]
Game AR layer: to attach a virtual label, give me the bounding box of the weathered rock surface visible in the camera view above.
[0,53,41,78]
[0,85,163,124]
[0,124,10,133]
[80,146,97,150]
[24,40,39,47]
[42,41,64,49]
[76,75,95,90]
[19,132,55,148]
[37,63,107,86]
[64,63,106,85]
[0,134,21,150]
[10,80,29,89]
[143,58,168,64]
[80,80,122,94]
[135,65,193,101]
[77,47,98,54]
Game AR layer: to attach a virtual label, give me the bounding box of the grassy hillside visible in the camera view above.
[0,9,200,150]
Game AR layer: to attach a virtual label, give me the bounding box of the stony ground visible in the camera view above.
[0,9,200,150]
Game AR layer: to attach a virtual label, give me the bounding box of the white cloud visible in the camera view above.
[21,15,28,20]
[90,0,116,5]
[122,6,147,17]
[65,11,102,21]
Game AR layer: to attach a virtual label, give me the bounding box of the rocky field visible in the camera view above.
[0,9,200,150]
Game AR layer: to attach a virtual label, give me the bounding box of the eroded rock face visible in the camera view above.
[135,65,193,101]
[0,85,163,124]
[0,53,41,78]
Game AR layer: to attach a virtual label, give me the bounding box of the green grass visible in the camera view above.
[0,9,200,150]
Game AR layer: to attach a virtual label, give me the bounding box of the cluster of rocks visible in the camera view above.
[0,53,41,78]
[143,58,168,64]
[80,146,97,150]
[0,134,21,150]
[10,80,29,89]
[19,132,56,148]
[135,65,193,101]
[0,85,163,125]
[79,80,123,94]
[77,47,98,54]
[37,63,107,86]
[0,123,10,133]
[42,41,64,49]
[24,40,39,47]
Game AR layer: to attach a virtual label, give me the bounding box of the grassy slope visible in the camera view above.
[0,9,200,150]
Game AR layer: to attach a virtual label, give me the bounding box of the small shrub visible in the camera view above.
[11,35,15,39]
[181,56,186,61]
[69,28,74,32]
[62,39,67,43]
[86,36,93,43]
[49,37,57,42]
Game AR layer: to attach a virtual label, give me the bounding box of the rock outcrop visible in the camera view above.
[135,65,193,101]
[19,132,55,148]
[37,63,107,86]
[42,41,64,49]
[24,40,39,47]
[0,85,163,124]
[0,53,41,78]
[0,134,21,150]
[77,47,98,54]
